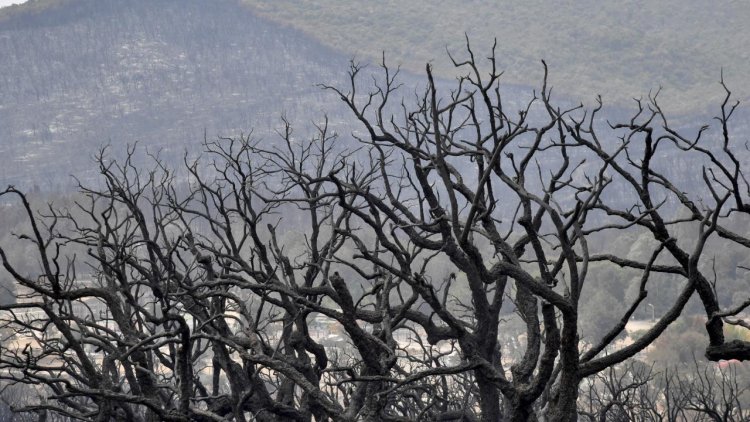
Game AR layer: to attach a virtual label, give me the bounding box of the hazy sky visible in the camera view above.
[0,0,26,8]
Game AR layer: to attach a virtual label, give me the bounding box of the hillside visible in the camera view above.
[246,0,750,114]
[1,0,748,191]
[0,0,354,190]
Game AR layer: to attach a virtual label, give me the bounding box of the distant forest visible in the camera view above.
[248,0,750,114]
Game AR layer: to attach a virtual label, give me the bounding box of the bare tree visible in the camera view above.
[579,359,749,422]
[579,361,659,422]
[1,42,749,421]
[318,40,750,420]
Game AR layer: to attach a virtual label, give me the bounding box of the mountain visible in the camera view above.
[0,0,355,190]
[246,0,750,114]
[0,0,746,194]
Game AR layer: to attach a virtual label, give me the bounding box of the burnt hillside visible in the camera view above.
[0,0,351,190]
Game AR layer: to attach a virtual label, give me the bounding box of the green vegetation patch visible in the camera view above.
[244,0,750,113]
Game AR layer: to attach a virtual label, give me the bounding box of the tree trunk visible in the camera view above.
[477,375,502,422]
[546,373,580,422]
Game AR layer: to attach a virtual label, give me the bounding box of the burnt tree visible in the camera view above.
[1,43,749,421]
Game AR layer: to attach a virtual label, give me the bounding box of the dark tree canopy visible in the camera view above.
[1,43,749,421]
